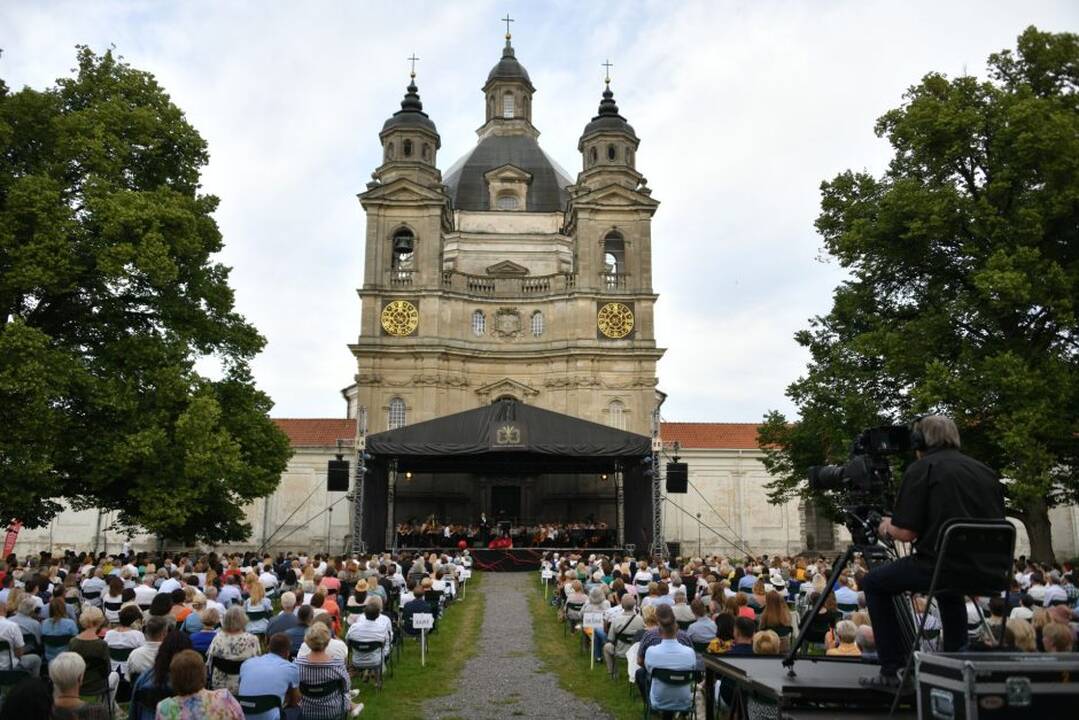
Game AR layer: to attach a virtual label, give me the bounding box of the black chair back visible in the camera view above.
[933,518,1015,594]
[235,694,282,715]
[210,655,244,676]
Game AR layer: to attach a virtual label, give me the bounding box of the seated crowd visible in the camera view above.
[0,547,472,719]
[543,551,1079,717]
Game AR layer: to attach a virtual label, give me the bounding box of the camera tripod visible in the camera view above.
[783,514,916,676]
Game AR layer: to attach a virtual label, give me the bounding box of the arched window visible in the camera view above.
[496,193,519,211]
[391,229,414,273]
[608,400,626,430]
[472,310,486,336]
[403,139,413,157]
[588,147,598,166]
[607,144,617,161]
[626,148,634,166]
[531,311,544,337]
[502,92,515,118]
[386,143,395,160]
[388,398,406,430]
[422,143,431,161]
[603,231,625,288]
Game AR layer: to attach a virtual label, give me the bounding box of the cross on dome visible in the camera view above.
[602,59,614,85]
[502,13,514,39]
[408,53,420,79]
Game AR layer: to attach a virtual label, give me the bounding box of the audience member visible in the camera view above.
[237,633,300,720]
[641,606,697,716]
[49,652,109,720]
[752,630,781,655]
[42,596,79,664]
[68,607,116,705]
[207,606,260,694]
[266,592,299,638]
[190,608,221,655]
[345,597,393,672]
[129,629,193,720]
[293,623,363,719]
[826,620,861,656]
[154,649,244,719]
[103,605,145,676]
[127,615,167,682]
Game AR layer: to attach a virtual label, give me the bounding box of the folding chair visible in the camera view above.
[80,652,116,719]
[209,655,244,689]
[21,632,40,657]
[235,694,282,718]
[891,517,1015,714]
[82,590,102,605]
[43,633,74,656]
[109,646,133,673]
[103,600,123,624]
[299,678,349,719]
[132,686,173,718]
[564,601,584,637]
[676,620,692,632]
[643,667,700,719]
[348,639,386,690]
[0,640,28,700]
[836,602,859,617]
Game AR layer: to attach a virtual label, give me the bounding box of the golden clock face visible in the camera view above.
[597,302,634,339]
[380,300,419,336]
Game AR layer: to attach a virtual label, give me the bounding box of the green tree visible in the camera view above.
[0,47,291,545]
[760,27,1078,563]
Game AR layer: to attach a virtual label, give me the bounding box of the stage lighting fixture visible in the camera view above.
[404,471,413,479]
[600,473,609,481]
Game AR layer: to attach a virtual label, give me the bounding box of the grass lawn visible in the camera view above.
[526,580,644,720]
[349,572,486,719]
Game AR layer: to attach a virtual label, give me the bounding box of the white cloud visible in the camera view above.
[2,0,1076,422]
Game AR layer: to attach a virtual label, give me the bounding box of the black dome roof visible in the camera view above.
[381,79,440,142]
[443,134,572,212]
[486,39,533,87]
[581,85,636,140]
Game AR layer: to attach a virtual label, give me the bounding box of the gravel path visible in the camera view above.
[420,572,614,720]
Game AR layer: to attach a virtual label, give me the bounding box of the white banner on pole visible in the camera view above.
[412,613,434,630]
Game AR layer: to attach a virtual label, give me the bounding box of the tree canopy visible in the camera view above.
[0,47,291,544]
[759,27,1078,563]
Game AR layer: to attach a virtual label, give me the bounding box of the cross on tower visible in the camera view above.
[602,59,614,85]
[502,13,514,37]
[408,54,420,79]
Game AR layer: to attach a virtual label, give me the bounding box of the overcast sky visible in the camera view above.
[3,1,1076,423]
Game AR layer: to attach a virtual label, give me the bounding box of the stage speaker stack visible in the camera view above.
[665,462,688,492]
[327,459,350,491]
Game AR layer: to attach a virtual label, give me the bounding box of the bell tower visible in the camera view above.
[479,18,538,139]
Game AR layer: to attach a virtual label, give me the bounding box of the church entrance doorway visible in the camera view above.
[490,485,521,523]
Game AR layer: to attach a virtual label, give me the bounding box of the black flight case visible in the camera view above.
[914,651,1079,719]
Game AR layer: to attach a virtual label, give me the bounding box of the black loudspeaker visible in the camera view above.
[665,462,688,493]
[327,460,350,491]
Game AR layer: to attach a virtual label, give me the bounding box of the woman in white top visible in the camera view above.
[345,596,393,669]
[298,612,349,661]
[103,605,146,676]
[633,562,653,591]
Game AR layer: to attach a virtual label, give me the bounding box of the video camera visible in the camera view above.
[807,425,912,546]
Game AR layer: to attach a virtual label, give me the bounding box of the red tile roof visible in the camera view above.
[273,418,761,450]
[273,418,356,447]
[660,422,762,450]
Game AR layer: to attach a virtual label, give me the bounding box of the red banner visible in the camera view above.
[3,521,22,557]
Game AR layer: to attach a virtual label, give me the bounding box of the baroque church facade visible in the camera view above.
[14,33,1079,560]
[345,31,661,437]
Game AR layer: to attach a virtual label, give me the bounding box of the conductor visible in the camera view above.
[860,415,1005,688]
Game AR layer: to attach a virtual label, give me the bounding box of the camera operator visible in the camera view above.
[860,415,1004,689]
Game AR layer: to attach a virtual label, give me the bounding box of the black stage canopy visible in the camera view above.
[366,398,651,472]
[359,399,654,551]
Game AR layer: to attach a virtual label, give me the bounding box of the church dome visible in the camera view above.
[381,79,440,141]
[486,39,533,87]
[581,85,636,141]
[443,134,573,212]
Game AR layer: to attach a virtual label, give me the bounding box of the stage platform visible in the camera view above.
[396,547,624,571]
[701,654,915,720]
